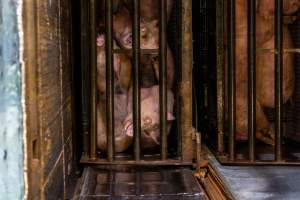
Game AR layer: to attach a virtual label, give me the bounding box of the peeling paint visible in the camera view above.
[0,0,24,199]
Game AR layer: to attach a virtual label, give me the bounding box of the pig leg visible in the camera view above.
[153,45,175,89]
[236,84,275,145]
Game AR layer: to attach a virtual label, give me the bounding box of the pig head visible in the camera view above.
[113,7,175,88]
[123,85,175,150]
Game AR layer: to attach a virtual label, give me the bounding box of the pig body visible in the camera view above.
[234,0,299,144]
[256,0,298,107]
[257,26,295,108]
[97,34,133,152]
[97,3,176,152]
[234,0,274,144]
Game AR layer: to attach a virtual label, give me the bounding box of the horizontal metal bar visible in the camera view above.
[81,157,193,166]
[217,159,300,166]
[207,146,300,166]
[113,49,159,54]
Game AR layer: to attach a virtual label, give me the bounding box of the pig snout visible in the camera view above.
[123,86,175,150]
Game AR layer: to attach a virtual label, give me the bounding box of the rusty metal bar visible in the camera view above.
[132,0,141,161]
[81,0,89,156]
[247,0,256,162]
[113,49,158,54]
[90,0,97,160]
[228,0,236,161]
[105,0,115,161]
[160,0,168,160]
[80,158,193,166]
[216,0,225,154]
[275,0,283,161]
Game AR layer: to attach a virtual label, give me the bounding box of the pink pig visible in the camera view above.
[124,85,175,150]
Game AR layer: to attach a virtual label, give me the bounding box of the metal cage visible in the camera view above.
[79,0,198,166]
[202,0,300,165]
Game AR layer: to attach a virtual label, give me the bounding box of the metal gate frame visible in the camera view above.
[79,0,197,166]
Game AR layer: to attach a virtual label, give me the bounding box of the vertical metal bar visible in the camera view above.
[176,0,182,160]
[247,0,256,162]
[90,0,97,160]
[216,0,225,154]
[228,0,236,161]
[132,0,141,161]
[106,0,115,161]
[160,0,168,160]
[275,0,283,161]
[81,0,89,156]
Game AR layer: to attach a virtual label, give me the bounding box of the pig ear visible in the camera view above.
[123,120,134,137]
[151,19,159,27]
[167,112,175,121]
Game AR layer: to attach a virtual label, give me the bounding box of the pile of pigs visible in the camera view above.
[95,0,300,154]
[96,0,175,153]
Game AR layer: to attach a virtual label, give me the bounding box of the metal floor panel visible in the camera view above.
[76,167,206,200]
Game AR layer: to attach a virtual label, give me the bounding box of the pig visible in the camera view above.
[113,7,175,88]
[256,26,295,108]
[96,34,132,97]
[97,84,175,152]
[234,0,299,145]
[97,34,134,152]
[234,0,275,144]
[123,85,175,150]
[256,0,299,108]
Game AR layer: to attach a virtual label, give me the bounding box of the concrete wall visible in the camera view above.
[0,0,24,199]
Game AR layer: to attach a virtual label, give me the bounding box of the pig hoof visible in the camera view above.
[267,124,275,140]
[256,131,275,146]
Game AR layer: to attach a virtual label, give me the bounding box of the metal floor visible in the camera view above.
[75,167,207,200]
[207,152,300,200]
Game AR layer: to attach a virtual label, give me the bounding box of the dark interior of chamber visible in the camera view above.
[91,0,183,159]
[197,1,300,162]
